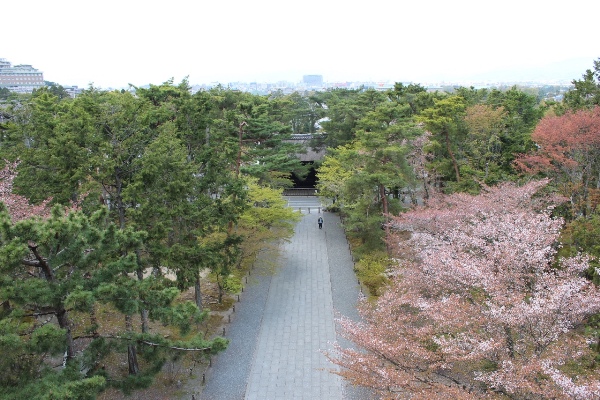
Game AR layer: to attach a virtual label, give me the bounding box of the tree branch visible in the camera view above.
[101,334,212,352]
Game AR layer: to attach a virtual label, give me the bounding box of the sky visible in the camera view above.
[3,0,599,89]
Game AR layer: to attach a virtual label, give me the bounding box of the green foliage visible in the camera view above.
[234,179,300,280]
[29,323,67,354]
[65,289,95,312]
[317,86,421,253]
[223,274,243,294]
[240,178,300,233]
[0,362,106,400]
[417,95,467,184]
[271,91,324,134]
[414,86,542,192]
[560,58,600,112]
[0,79,463,397]
[0,206,140,392]
[111,363,161,395]
[353,252,390,297]
[313,87,389,148]
[155,301,206,335]
[314,146,355,200]
[1,89,84,204]
[0,87,12,100]
[38,84,72,101]
[559,210,600,284]
[0,80,318,400]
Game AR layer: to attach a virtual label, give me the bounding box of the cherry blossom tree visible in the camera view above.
[515,106,600,216]
[330,180,600,399]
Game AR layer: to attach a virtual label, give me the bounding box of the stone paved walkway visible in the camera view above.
[199,196,367,400]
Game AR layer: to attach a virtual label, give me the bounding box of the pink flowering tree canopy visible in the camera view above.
[330,180,600,399]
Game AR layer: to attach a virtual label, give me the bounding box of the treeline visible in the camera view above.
[315,60,600,257]
[314,82,549,255]
[318,59,600,398]
[0,81,306,398]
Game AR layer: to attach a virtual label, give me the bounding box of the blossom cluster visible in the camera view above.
[331,180,600,399]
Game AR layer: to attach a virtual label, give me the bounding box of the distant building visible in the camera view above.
[303,75,323,87]
[62,85,84,98]
[0,58,45,93]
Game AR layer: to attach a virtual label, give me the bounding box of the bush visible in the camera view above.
[353,252,390,297]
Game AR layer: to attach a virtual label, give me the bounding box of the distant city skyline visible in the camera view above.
[1,55,591,90]
[3,0,598,89]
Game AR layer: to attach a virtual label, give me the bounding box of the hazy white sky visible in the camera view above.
[3,0,598,88]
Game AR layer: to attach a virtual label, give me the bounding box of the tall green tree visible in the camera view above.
[386,82,436,115]
[417,95,467,188]
[462,104,508,184]
[0,87,12,100]
[1,88,87,204]
[0,203,135,397]
[487,86,542,135]
[314,88,388,149]
[0,164,227,398]
[561,58,600,111]
[238,99,307,188]
[318,93,419,254]
[274,91,323,134]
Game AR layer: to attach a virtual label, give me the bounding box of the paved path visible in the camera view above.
[199,196,369,400]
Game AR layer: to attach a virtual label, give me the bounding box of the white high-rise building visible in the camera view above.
[0,58,45,93]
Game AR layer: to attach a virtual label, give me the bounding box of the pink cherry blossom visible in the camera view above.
[330,180,600,399]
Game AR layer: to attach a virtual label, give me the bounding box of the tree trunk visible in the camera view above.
[379,184,391,254]
[140,309,149,334]
[1,300,9,315]
[217,275,224,304]
[504,325,515,359]
[27,246,76,360]
[57,307,75,361]
[90,304,99,338]
[114,169,140,374]
[420,169,430,201]
[444,129,460,182]
[195,272,203,309]
[379,184,389,216]
[135,255,149,334]
[127,343,139,375]
[125,314,139,375]
[113,169,128,231]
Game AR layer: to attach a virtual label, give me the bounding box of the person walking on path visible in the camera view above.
[318,216,323,229]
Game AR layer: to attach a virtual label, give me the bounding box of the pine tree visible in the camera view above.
[0,164,227,397]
